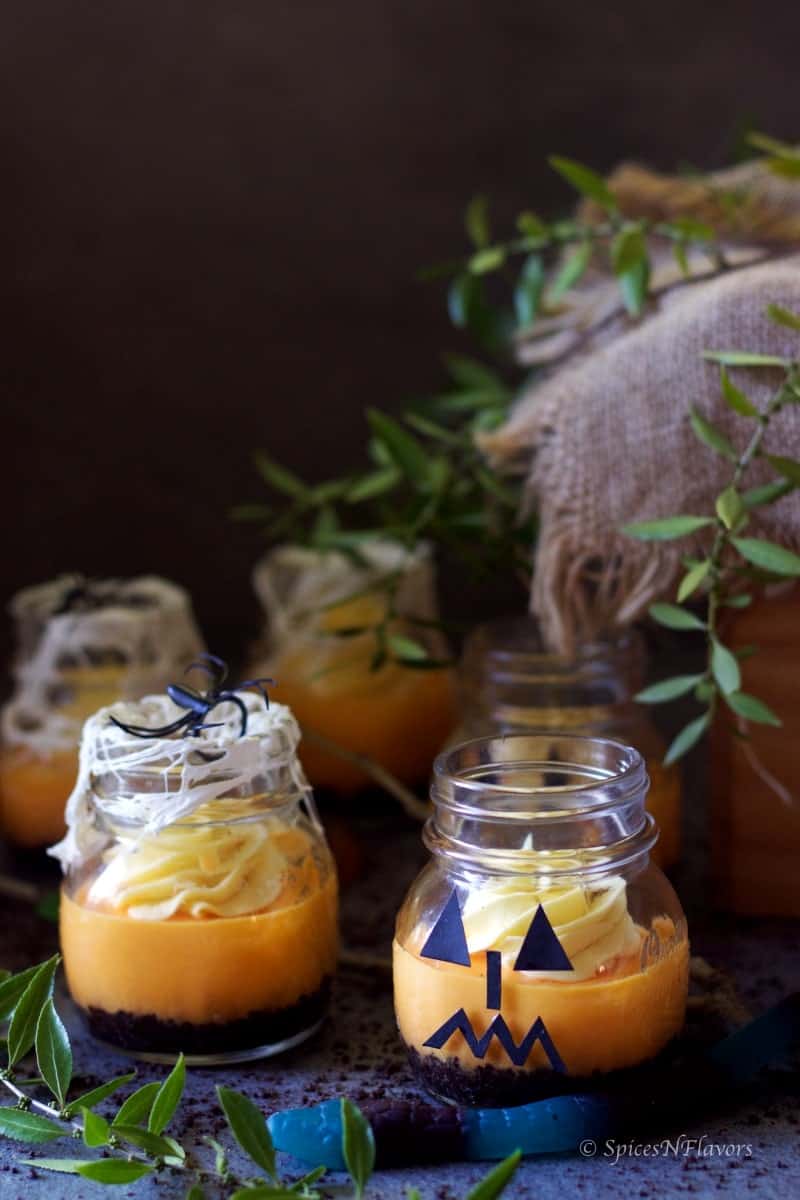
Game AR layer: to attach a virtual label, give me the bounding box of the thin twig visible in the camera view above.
[300,726,431,822]
[0,875,42,904]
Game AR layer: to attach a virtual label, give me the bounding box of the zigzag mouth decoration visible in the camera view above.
[423,1008,566,1072]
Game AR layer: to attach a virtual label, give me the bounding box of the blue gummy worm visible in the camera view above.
[268,1098,348,1170]
[463,1093,615,1159]
[267,1093,615,1166]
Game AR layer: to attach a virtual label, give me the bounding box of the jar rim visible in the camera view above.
[428,733,654,867]
[433,732,645,815]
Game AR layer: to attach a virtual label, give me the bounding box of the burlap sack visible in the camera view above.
[482,163,800,653]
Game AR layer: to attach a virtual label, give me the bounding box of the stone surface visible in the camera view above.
[0,806,797,1199]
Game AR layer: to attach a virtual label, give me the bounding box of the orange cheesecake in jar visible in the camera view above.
[0,576,203,849]
[250,542,456,793]
[52,663,338,1063]
[393,734,688,1106]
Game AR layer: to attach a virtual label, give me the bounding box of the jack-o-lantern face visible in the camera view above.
[419,890,571,1071]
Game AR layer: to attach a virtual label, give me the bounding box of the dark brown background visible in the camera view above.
[3,0,799,655]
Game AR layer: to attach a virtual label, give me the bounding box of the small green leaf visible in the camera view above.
[469,247,506,274]
[447,271,479,328]
[7,956,59,1067]
[649,603,707,631]
[516,210,547,238]
[712,639,742,695]
[35,999,71,1108]
[549,156,617,211]
[148,1053,185,1135]
[550,241,592,298]
[703,350,788,368]
[465,194,490,247]
[341,1098,375,1200]
[114,1123,186,1161]
[466,1149,523,1200]
[387,634,429,662]
[0,964,42,1022]
[677,559,711,602]
[514,254,545,326]
[112,1080,160,1128]
[664,712,711,766]
[0,1108,64,1143]
[20,1158,87,1173]
[743,478,794,508]
[618,257,650,316]
[720,366,758,417]
[366,410,429,482]
[716,486,746,531]
[77,1159,154,1184]
[690,407,737,461]
[186,1187,207,1200]
[611,226,646,275]
[622,515,713,541]
[254,452,310,501]
[725,691,782,726]
[663,216,715,241]
[217,1086,277,1181]
[764,454,800,485]
[723,593,752,608]
[65,1073,134,1118]
[345,468,401,503]
[293,1165,327,1189]
[732,536,800,576]
[673,240,690,276]
[443,354,506,391]
[766,302,800,331]
[636,674,705,703]
[81,1107,110,1148]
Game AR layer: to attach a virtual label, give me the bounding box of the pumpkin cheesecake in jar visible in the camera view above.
[0,575,203,849]
[52,660,338,1063]
[394,734,689,1106]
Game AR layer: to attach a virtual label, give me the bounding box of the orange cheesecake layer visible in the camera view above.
[393,921,688,1077]
[0,747,77,848]
[271,658,456,793]
[61,858,338,1025]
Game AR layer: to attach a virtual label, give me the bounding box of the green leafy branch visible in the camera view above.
[624,305,800,764]
[233,356,535,672]
[438,157,728,354]
[0,957,521,1199]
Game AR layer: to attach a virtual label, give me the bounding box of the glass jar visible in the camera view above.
[55,690,338,1064]
[250,541,456,793]
[394,734,689,1107]
[457,616,681,869]
[0,576,204,848]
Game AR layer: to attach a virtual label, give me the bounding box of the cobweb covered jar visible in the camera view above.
[393,734,689,1107]
[52,686,338,1064]
[0,575,204,848]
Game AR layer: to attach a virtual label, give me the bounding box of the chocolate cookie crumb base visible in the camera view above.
[82,980,331,1056]
[407,1039,689,1108]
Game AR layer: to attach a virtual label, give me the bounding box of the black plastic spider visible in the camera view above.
[108,653,274,740]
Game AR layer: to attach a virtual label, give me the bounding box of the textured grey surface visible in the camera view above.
[0,803,798,1200]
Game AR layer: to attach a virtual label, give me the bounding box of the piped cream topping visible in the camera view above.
[461,875,640,981]
[87,805,291,920]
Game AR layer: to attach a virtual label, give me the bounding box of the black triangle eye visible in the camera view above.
[513,905,573,972]
[420,890,471,967]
